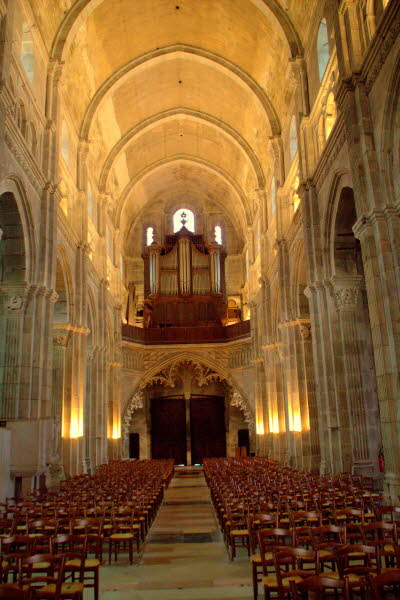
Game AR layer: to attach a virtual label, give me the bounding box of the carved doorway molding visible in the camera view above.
[122,357,255,463]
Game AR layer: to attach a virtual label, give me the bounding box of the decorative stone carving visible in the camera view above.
[334,286,360,312]
[300,324,312,339]
[122,391,145,438]
[230,390,255,438]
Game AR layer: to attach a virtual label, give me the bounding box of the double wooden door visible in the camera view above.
[151,395,226,465]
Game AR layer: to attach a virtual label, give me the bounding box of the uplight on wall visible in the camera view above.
[269,415,280,434]
[289,411,302,433]
[111,425,121,440]
[69,414,83,439]
[256,421,265,435]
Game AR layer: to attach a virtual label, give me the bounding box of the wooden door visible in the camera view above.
[190,396,226,464]
[151,397,187,465]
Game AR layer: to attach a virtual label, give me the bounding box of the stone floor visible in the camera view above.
[97,467,253,600]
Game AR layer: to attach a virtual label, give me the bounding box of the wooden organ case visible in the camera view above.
[143,225,227,329]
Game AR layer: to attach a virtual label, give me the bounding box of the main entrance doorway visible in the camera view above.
[150,395,226,465]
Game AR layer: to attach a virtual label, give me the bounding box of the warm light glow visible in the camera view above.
[256,421,265,435]
[69,414,83,438]
[111,425,121,440]
[269,415,280,434]
[289,411,302,433]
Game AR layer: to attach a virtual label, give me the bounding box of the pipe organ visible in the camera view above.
[143,224,227,329]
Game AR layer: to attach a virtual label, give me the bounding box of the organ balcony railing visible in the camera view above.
[121,319,251,345]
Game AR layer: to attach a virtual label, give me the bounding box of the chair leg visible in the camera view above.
[252,563,258,600]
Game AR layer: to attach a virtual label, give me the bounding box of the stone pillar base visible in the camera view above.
[352,459,375,478]
[383,472,400,505]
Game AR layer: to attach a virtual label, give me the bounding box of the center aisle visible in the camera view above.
[100,467,252,600]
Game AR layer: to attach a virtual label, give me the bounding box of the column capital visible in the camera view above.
[331,275,363,311]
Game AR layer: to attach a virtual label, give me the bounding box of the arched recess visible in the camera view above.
[50,0,302,66]
[122,355,255,462]
[381,48,400,207]
[79,46,281,140]
[117,155,251,232]
[99,109,266,191]
[326,180,381,477]
[0,177,35,283]
[0,187,31,419]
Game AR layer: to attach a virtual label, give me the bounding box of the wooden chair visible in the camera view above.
[362,521,399,570]
[263,547,316,600]
[225,507,250,561]
[367,568,400,600]
[248,514,277,600]
[335,543,377,598]
[310,525,346,574]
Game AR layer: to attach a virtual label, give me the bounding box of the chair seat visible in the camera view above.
[320,550,335,558]
[40,582,84,594]
[384,544,395,552]
[66,558,100,568]
[328,571,366,583]
[230,529,249,536]
[110,533,133,540]
[262,574,304,587]
[251,552,273,564]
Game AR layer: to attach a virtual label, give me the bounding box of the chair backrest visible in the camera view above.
[368,569,400,600]
[290,574,349,600]
[0,584,27,600]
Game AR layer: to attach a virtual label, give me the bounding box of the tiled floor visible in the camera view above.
[97,467,253,600]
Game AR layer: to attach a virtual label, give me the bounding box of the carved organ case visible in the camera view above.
[143,226,227,328]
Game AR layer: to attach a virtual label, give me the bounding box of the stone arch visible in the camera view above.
[323,170,354,279]
[381,47,400,206]
[99,108,266,191]
[122,354,255,438]
[117,155,251,230]
[50,0,302,65]
[0,177,35,284]
[79,46,281,140]
[54,248,73,326]
[291,240,309,319]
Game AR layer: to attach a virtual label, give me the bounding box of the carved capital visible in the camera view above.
[331,276,363,311]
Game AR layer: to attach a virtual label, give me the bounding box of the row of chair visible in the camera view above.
[204,457,400,599]
[0,459,174,600]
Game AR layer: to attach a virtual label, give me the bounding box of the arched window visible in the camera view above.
[146,226,154,246]
[87,182,93,220]
[214,225,222,245]
[61,121,70,165]
[325,92,337,139]
[289,115,297,163]
[173,208,194,232]
[21,24,34,84]
[270,175,276,215]
[317,18,330,82]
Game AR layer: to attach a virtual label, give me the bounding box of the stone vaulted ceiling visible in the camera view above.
[34,0,319,244]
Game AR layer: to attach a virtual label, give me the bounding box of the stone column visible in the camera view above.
[332,277,371,474]
[300,322,321,472]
